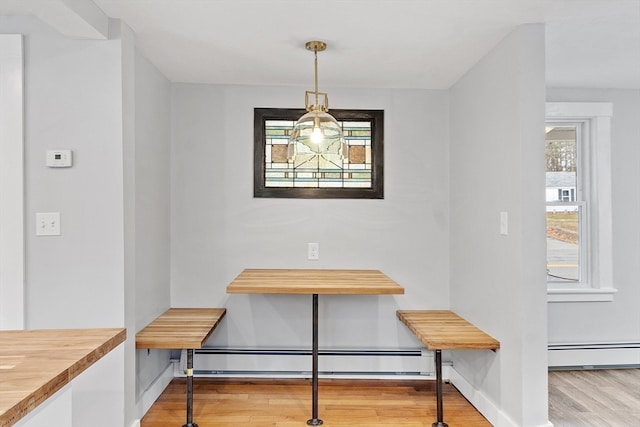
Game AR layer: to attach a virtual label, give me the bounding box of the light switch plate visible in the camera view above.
[46,150,72,167]
[500,211,508,235]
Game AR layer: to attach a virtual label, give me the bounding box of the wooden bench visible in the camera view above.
[396,310,500,427]
[136,308,226,427]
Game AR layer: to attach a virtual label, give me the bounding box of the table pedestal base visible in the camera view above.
[307,294,323,426]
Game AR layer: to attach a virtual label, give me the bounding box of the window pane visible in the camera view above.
[264,119,372,189]
[546,206,580,282]
[545,126,577,199]
[545,125,580,283]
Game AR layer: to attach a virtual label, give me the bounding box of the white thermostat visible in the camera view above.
[46,150,73,167]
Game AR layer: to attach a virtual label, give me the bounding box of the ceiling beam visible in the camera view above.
[35,0,108,39]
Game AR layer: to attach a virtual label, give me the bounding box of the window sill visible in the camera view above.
[547,288,617,303]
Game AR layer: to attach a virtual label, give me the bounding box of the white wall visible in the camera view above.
[170,84,450,351]
[133,46,172,408]
[450,25,549,427]
[0,33,24,330]
[0,15,126,329]
[546,88,640,348]
[133,46,171,333]
[117,19,138,427]
[0,15,146,427]
[109,19,173,422]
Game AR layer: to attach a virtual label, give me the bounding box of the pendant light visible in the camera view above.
[288,41,346,169]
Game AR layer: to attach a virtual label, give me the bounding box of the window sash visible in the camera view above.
[546,201,587,287]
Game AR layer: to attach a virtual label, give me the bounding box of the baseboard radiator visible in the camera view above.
[548,341,640,369]
[177,348,435,379]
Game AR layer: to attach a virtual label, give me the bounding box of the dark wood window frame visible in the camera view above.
[254,108,384,199]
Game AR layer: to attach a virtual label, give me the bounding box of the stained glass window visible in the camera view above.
[254,109,383,198]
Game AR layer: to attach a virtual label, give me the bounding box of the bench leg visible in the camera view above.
[432,349,448,427]
[183,349,198,427]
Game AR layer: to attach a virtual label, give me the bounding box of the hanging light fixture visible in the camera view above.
[288,41,346,169]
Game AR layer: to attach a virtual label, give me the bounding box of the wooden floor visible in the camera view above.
[142,369,640,426]
[549,368,640,427]
[141,378,491,427]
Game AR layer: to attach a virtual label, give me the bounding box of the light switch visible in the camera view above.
[36,212,61,236]
[500,211,508,236]
[46,150,72,167]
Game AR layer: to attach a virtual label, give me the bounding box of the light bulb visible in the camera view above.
[310,126,324,143]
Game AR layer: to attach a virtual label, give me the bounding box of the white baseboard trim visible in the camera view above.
[129,420,140,427]
[548,342,640,368]
[448,368,553,427]
[448,368,513,427]
[138,363,174,418]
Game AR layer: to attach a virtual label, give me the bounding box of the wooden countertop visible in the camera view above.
[0,328,126,427]
[226,269,405,295]
[136,308,227,349]
[396,310,500,350]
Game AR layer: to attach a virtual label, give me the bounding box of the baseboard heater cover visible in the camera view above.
[548,341,640,368]
[181,348,434,378]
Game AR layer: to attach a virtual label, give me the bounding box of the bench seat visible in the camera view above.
[136,307,226,427]
[396,309,499,350]
[396,309,499,427]
[136,307,226,350]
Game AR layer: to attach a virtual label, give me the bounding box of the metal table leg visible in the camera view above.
[432,349,448,427]
[183,348,198,427]
[307,293,323,426]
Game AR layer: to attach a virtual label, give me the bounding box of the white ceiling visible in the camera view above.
[3,0,640,89]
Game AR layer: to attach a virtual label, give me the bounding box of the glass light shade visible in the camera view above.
[288,110,345,170]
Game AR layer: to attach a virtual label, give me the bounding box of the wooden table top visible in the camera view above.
[396,310,500,350]
[0,328,126,427]
[136,308,227,349]
[226,269,404,295]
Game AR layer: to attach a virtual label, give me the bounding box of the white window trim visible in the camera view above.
[546,102,615,303]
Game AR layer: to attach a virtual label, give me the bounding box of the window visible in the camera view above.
[545,102,615,302]
[545,124,583,283]
[254,108,384,198]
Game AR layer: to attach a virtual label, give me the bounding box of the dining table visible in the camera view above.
[226,268,404,426]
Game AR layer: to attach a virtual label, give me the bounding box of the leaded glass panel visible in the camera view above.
[254,109,383,199]
[264,119,372,189]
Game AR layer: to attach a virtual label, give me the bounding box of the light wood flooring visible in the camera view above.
[549,368,640,427]
[142,369,640,426]
[141,378,491,427]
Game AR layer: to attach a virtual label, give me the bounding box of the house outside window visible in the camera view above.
[545,102,615,302]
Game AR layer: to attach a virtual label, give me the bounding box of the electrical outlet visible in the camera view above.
[36,212,61,236]
[308,243,319,260]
